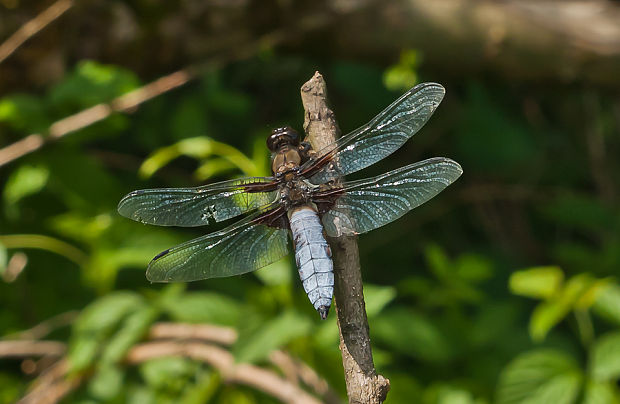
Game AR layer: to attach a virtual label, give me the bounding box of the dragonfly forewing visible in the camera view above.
[118,177,278,227]
[302,82,445,184]
[319,157,462,237]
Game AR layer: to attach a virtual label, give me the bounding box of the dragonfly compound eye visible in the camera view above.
[267,127,300,152]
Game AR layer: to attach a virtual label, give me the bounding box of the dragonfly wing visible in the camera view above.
[301,83,445,184]
[147,206,290,282]
[118,177,278,227]
[319,158,462,237]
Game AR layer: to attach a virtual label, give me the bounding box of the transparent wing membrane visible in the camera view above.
[118,177,278,227]
[147,207,290,282]
[320,158,462,237]
[302,83,445,184]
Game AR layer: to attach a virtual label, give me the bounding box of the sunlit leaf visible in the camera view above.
[66,337,100,373]
[140,357,198,392]
[0,94,49,132]
[496,349,582,404]
[49,213,112,243]
[509,266,564,300]
[100,306,158,365]
[582,380,619,404]
[593,284,620,326]
[179,371,220,404]
[455,254,494,282]
[194,157,237,181]
[88,364,124,400]
[383,49,420,92]
[529,274,597,341]
[139,137,213,178]
[3,164,49,205]
[591,332,620,382]
[233,310,311,363]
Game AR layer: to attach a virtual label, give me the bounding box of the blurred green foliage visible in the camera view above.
[1,50,619,404]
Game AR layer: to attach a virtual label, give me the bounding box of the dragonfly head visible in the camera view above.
[270,127,303,175]
[267,126,300,152]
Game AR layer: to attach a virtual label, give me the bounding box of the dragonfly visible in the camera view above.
[118,82,462,319]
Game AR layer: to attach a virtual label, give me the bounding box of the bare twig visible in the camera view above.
[127,341,322,404]
[7,321,337,404]
[270,350,342,404]
[0,0,74,65]
[6,311,78,340]
[300,72,389,403]
[0,340,65,357]
[17,359,83,404]
[149,322,237,345]
[0,13,332,169]
[0,69,192,167]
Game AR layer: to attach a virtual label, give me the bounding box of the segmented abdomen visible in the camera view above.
[289,206,333,318]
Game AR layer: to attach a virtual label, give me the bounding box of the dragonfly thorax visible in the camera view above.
[278,176,318,210]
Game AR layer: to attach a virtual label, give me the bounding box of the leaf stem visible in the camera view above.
[0,234,88,267]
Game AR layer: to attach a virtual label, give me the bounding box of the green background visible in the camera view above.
[1,1,620,403]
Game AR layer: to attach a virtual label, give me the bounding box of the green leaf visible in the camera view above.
[496,349,582,404]
[49,213,112,244]
[454,253,493,282]
[68,292,143,371]
[179,371,220,404]
[233,310,311,363]
[66,337,100,374]
[372,307,451,362]
[364,284,397,317]
[425,244,451,279]
[509,266,564,300]
[383,49,420,92]
[140,357,197,391]
[73,291,143,334]
[529,274,597,341]
[100,306,158,365]
[582,380,620,404]
[139,137,212,178]
[591,332,620,381]
[0,93,50,132]
[50,60,140,109]
[593,284,620,326]
[161,292,242,326]
[194,157,237,181]
[88,364,123,400]
[3,164,49,205]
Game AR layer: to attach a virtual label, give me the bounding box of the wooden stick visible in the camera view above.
[0,0,74,65]
[300,72,390,403]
